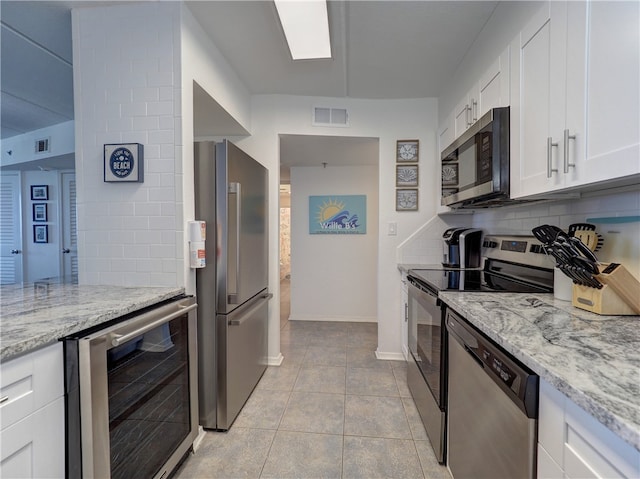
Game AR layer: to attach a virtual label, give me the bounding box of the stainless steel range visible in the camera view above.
[406,235,554,465]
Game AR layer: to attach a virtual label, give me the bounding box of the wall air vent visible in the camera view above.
[312,107,349,127]
[35,137,50,154]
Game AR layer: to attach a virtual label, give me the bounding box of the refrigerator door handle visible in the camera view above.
[228,181,241,304]
[228,293,273,325]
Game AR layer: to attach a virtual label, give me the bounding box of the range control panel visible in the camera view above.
[482,235,555,270]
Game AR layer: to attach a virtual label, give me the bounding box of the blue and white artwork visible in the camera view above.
[309,195,366,234]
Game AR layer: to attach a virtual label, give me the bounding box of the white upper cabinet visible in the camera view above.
[511,1,640,199]
[477,46,510,118]
[453,46,511,140]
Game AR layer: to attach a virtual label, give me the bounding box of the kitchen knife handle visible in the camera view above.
[563,129,576,173]
[547,137,558,178]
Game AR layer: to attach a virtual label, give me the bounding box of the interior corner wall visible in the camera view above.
[290,165,379,322]
[179,4,253,296]
[72,2,182,287]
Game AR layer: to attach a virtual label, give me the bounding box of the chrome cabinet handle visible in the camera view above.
[563,129,576,173]
[547,137,559,178]
[471,99,478,123]
[466,104,471,128]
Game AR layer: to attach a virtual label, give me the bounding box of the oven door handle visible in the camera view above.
[110,303,198,347]
[408,281,439,307]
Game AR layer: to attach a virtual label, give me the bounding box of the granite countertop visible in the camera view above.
[0,282,185,361]
[439,291,640,452]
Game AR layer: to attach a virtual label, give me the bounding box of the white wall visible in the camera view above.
[238,94,439,360]
[72,2,182,287]
[290,164,378,322]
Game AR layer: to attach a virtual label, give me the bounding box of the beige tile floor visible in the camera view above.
[174,279,451,479]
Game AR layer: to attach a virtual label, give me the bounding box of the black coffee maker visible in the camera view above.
[442,228,483,268]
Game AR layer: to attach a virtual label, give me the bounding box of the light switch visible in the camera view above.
[388,222,397,236]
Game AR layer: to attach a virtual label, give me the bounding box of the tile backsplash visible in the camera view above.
[399,189,640,279]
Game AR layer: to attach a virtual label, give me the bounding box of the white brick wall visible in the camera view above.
[72,2,182,286]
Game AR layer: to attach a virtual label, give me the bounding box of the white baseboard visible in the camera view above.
[267,352,284,366]
[375,350,406,361]
[401,345,409,361]
[288,314,376,323]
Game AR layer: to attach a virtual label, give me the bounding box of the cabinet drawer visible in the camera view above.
[0,396,65,478]
[564,399,639,479]
[0,343,63,430]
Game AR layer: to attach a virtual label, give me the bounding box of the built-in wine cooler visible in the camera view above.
[63,296,198,479]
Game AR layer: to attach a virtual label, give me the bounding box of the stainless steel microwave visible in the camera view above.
[441,107,510,208]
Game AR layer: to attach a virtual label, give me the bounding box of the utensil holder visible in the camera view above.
[572,263,640,315]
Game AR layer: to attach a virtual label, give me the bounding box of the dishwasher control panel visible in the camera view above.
[479,345,517,391]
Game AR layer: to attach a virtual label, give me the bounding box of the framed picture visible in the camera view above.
[396,165,418,187]
[396,188,418,211]
[396,139,419,162]
[32,203,47,222]
[33,225,48,243]
[442,163,458,186]
[30,185,49,200]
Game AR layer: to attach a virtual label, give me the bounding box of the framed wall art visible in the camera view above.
[396,188,418,211]
[32,203,47,222]
[396,139,419,162]
[30,185,49,200]
[396,165,418,187]
[33,225,48,243]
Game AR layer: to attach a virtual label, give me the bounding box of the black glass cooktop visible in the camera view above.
[409,267,553,294]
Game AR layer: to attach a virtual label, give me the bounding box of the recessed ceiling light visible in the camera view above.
[274,0,331,60]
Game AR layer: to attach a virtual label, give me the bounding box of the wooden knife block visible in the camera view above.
[572,263,640,316]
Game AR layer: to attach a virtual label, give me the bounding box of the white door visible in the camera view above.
[0,172,23,284]
[60,172,78,281]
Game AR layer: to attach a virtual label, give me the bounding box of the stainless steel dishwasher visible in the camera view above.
[446,308,538,479]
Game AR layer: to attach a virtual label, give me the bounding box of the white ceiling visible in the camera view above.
[1,0,498,173]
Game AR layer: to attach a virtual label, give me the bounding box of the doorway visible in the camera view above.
[279,184,291,329]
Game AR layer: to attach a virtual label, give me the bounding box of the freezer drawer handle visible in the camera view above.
[229,293,273,326]
[110,303,198,347]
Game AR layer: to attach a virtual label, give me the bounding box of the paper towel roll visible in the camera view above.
[554,268,573,301]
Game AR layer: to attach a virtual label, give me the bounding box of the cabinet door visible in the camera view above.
[454,96,471,138]
[0,397,65,478]
[439,112,455,153]
[510,2,568,198]
[478,46,510,117]
[572,1,640,186]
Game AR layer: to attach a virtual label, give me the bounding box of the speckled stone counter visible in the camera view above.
[0,283,185,361]
[439,291,640,452]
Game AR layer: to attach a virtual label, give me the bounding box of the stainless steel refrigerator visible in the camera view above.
[194,140,270,431]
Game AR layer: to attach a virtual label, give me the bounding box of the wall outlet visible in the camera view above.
[388,222,397,236]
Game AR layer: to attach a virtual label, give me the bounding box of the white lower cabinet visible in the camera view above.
[538,378,640,479]
[0,343,65,478]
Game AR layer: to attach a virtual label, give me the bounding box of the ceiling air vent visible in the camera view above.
[35,137,50,154]
[312,107,349,127]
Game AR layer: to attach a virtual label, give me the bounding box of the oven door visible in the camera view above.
[71,296,198,479]
[407,276,446,464]
[407,277,445,406]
